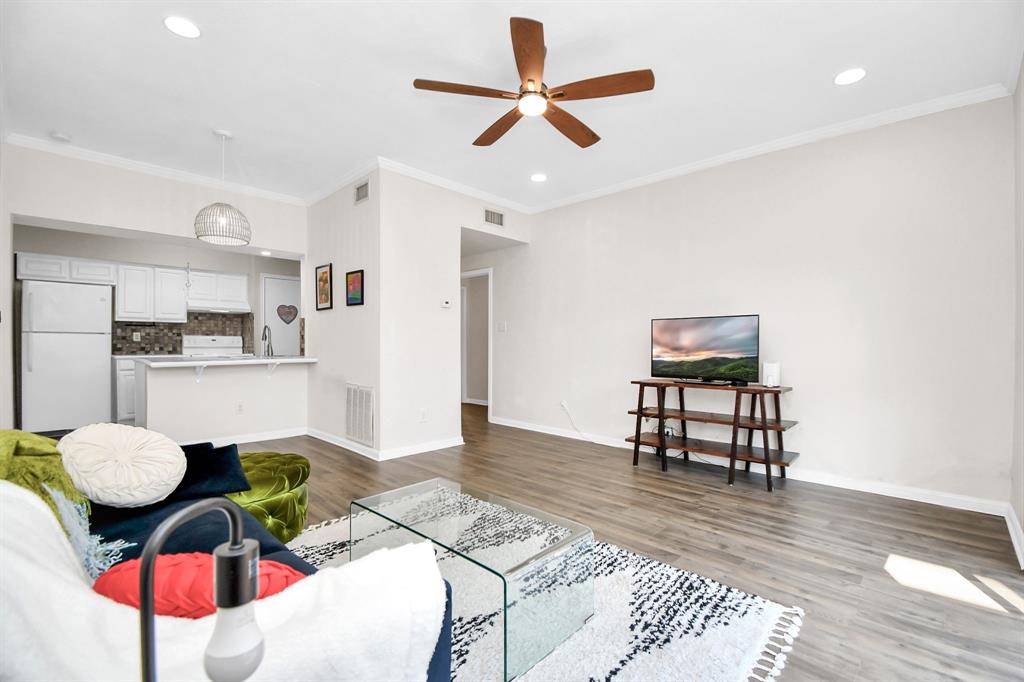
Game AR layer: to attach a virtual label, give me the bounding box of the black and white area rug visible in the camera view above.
[288,492,803,682]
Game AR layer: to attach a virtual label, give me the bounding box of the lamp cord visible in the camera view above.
[139,499,245,682]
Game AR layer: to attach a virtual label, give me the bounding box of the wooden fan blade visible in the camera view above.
[510,17,545,89]
[473,107,524,146]
[413,79,517,99]
[543,103,600,148]
[549,69,655,101]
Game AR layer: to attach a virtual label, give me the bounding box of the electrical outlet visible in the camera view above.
[418,408,428,423]
[497,321,508,333]
[236,402,245,415]
[132,332,141,342]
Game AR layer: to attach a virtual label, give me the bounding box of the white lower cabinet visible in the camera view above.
[112,359,137,424]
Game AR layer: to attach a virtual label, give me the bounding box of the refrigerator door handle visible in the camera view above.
[25,334,32,373]
[26,292,33,332]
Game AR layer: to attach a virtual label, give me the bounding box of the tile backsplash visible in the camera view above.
[112,312,255,354]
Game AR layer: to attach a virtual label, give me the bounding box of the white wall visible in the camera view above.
[463,274,488,403]
[377,169,531,453]
[1011,62,1024,532]
[464,98,1016,505]
[304,171,381,448]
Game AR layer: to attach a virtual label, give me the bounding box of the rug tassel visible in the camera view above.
[748,607,804,682]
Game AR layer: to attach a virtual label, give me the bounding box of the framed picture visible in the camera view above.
[315,263,333,311]
[346,269,364,306]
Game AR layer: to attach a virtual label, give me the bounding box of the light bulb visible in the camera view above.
[204,603,265,682]
[517,93,547,117]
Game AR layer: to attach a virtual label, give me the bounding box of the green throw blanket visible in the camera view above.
[0,430,89,519]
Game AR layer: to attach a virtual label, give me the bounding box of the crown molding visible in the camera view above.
[529,83,1011,213]
[3,133,307,207]
[304,157,381,206]
[375,157,532,214]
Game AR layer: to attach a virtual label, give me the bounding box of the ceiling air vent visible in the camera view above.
[484,209,504,227]
[354,181,370,204]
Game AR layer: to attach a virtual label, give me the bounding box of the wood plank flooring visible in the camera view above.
[245,405,1024,681]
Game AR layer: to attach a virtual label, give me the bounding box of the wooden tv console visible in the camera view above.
[625,379,799,492]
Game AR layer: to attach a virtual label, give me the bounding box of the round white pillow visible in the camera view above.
[57,423,186,508]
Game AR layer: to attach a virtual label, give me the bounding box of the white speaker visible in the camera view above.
[763,362,781,387]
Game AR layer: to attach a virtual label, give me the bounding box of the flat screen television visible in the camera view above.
[651,315,759,383]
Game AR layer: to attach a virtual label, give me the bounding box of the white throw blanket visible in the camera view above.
[0,481,446,681]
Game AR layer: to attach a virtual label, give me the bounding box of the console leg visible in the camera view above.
[632,385,644,466]
[728,392,742,485]
[678,386,689,462]
[657,386,668,472]
[773,392,786,479]
[759,393,773,492]
[745,393,756,472]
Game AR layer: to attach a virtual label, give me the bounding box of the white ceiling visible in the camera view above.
[3,1,1023,211]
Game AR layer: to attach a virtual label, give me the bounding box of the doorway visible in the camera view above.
[260,274,301,357]
[460,268,491,420]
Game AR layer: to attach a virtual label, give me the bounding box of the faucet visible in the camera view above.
[261,325,274,357]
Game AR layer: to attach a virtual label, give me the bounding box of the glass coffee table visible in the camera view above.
[350,478,594,680]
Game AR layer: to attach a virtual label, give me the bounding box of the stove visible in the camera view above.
[181,335,252,358]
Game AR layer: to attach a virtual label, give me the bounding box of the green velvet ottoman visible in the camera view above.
[228,452,310,543]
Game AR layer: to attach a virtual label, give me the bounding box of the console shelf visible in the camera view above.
[626,379,799,492]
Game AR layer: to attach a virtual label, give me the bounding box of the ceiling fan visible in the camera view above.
[413,17,654,148]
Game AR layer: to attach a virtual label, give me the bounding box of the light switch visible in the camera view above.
[132,332,141,342]
[497,321,508,333]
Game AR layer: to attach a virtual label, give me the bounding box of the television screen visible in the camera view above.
[651,315,759,383]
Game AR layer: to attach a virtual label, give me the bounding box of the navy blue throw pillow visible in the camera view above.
[166,442,252,502]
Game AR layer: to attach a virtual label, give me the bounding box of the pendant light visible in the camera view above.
[194,130,251,246]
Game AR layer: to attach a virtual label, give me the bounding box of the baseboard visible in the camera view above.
[378,436,465,460]
[462,398,489,406]
[200,427,309,448]
[488,414,1011,518]
[1005,506,1024,571]
[307,427,380,461]
[306,428,463,462]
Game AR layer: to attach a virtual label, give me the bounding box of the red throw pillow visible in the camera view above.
[93,552,307,619]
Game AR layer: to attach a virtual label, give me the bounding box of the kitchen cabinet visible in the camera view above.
[69,259,118,285]
[16,253,70,281]
[187,271,250,312]
[154,268,188,323]
[16,253,118,285]
[113,359,137,423]
[115,265,155,322]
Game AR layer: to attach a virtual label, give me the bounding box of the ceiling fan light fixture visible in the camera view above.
[517,93,547,117]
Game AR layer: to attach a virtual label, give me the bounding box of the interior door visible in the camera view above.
[261,275,301,356]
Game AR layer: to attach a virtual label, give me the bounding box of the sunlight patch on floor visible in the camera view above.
[883,554,1005,613]
[975,575,1024,615]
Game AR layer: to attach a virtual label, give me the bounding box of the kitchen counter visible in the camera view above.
[136,356,317,369]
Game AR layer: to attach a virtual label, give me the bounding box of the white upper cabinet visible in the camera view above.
[153,268,188,323]
[186,271,218,306]
[115,265,155,322]
[18,252,117,285]
[69,259,118,285]
[17,253,70,281]
[187,271,249,312]
[216,274,249,310]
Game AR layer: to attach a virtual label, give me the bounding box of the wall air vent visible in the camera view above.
[345,383,375,446]
[484,209,504,227]
[354,181,370,204]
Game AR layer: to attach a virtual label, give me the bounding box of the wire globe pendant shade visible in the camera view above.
[195,202,251,246]
[195,131,251,246]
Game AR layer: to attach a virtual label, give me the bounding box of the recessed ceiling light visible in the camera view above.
[164,16,200,39]
[260,250,272,257]
[834,67,866,86]
[530,173,547,183]
[49,130,72,143]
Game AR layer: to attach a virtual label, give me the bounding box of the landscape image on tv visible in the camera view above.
[652,315,759,382]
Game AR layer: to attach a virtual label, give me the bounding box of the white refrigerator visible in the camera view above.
[21,280,112,432]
